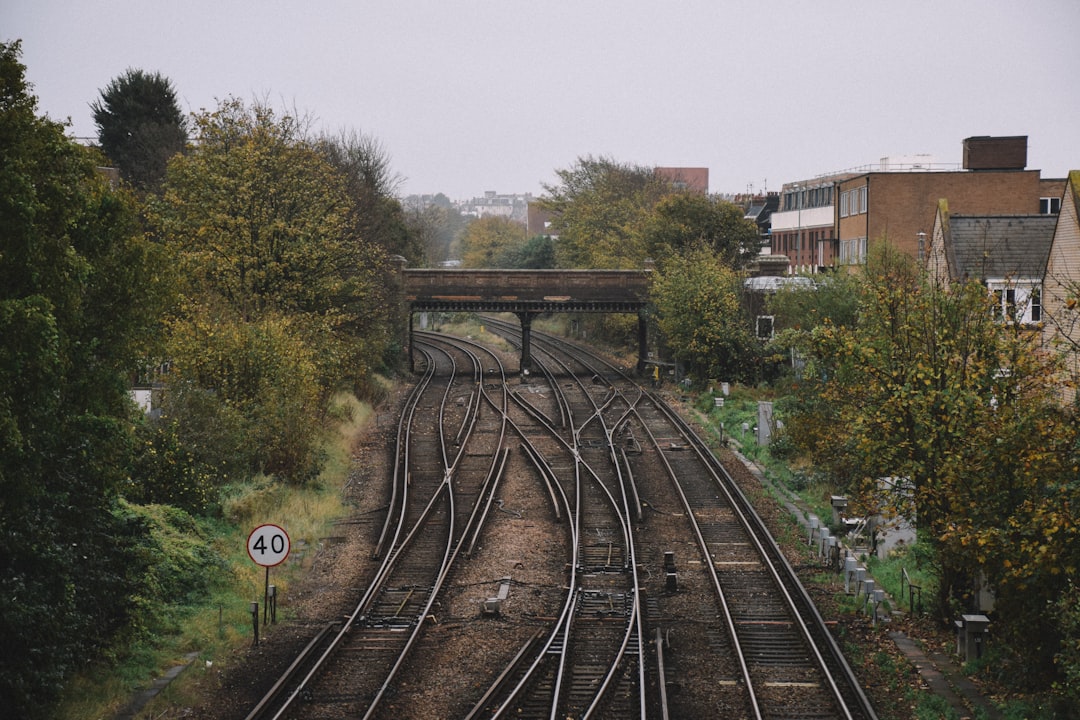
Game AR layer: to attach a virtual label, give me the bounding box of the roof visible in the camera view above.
[743,275,815,292]
[744,202,768,221]
[946,215,1057,281]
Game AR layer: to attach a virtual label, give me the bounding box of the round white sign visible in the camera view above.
[247,524,291,567]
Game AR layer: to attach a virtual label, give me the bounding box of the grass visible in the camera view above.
[53,391,375,720]
[867,544,938,616]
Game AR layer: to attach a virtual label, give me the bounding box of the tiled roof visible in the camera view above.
[947,215,1056,280]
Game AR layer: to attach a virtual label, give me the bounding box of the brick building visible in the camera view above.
[835,136,1064,267]
[768,173,855,273]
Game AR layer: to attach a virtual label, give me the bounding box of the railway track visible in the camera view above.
[482,317,876,719]
[244,319,877,720]
[246,338,510,720]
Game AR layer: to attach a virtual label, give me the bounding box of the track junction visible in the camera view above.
[242,319,878,720]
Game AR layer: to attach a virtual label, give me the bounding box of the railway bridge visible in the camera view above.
[400,265,652,373]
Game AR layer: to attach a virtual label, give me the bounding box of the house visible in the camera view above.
[1041,170,1080,401]
[927,201,1056,325]
[835,136,1064,268]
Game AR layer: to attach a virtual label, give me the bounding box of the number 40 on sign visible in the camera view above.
[247,524,290,567]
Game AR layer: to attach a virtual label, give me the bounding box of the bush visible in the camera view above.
[166,310,327,482]
[115,501,224,638]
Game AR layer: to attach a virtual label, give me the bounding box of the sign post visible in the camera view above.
[247,524,290,626]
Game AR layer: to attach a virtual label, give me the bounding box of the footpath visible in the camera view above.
[112,652,198,720]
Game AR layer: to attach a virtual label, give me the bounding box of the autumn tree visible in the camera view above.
[460,215,528,267]
[786,243,1078,689]
[153,99,393,479]
[91,68,188,193]
[650,243,758,382]
[0,42,171,717]
[319,130,420,263]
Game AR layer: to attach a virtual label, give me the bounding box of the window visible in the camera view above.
[839,237,867,265]
[840,190,849,217]
[858,186,867,214]
[988,281,1042,324]
[1040,197,1061,214]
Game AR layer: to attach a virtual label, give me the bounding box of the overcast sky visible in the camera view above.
[4,1,1078,200]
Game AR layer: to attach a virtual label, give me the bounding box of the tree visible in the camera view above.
[460,215,527,268]
[642,192,761,269]
[500,234,556,269]
[319,130,420,263]
[650,243,758,382]
[152,98,395,479]
[786,242,1078,688]
[0,41,170,717]
[540,156,669,269]
[404,197,469,266]
[91,68,188,193]
[157,99,391,378]
[763,271,862,378]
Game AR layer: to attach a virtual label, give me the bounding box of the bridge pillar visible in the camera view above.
[516,312,534,374]
[637,309,648,375]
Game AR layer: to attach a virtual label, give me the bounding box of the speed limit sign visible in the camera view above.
[247,524,291,567]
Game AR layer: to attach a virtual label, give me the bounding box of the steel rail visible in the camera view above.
[252,338,500,720]
[649,395,875,719]
[523,324,876,719]
[359,336,511,719]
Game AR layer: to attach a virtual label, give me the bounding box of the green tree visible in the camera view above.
[651,243,757,382]
[763,271,862,378]
[460,215,527,268]
[766,271,861,334]
[0,41,169,717]
[540,155,669,269]
[499,233,556,269]
[91,68,188,193]
[642,192,761,269]
[163,307,324,480]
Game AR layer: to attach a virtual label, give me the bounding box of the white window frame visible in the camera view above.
[840,190,849,218]
[987,280,1042,324]
[1040,197,1061,214]
[839,236,868,265]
